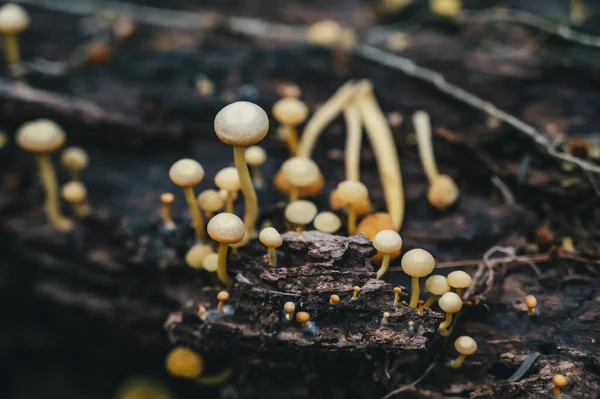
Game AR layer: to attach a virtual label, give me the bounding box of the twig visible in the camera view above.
[380,357,438,399]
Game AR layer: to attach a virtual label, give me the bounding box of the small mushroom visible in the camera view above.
[277,83,301,99]
[245,145,267,187]
[273,98,309,155]
[447,270,472,297]
[429,0,462,18]
[61,146,89,181]
[313,211,342,234]
[185,244,213,269]
[283,302,295,321]
[296,311,311,328]
[381,311,390,325]
[373,230,403,279]
[169,159,206,243]
[552,374,567,399]
[351,285,360,300]
[423,275,450,308]
[307,20,343,46]
[336,180,369,235]
[214,101,269,237]
[417,300,425,316]
[165,347,203,379]
[0,3,29,67]
[274,167,324,199]
[217,291,229,313]
[281,156,320,202]
[197,189,224,219]
[393,287,402,306]
[214,167,241,213]
[61,181,88,218]
[202,253,219,273]
[160,193,176,231]
[329,294,340,305]
[357,213,400,265]
[284,200,318,234]
[207,213,246,286]
[438,292,462,336]
[401,248,435,308]
[450,336,477,368]
[330,188,371,217]
[525,295,537,316]
[259,227,283,266]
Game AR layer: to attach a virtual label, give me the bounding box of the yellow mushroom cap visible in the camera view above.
[307,19,343,46]
[207,213,246,244]
[438,292,462,313]
[61,147,89,171]
[284,200,318,225]
[428,175,459,210]
[373,230,403,253]
[447,270,472,289]
[296,311,310,324]
[16,119,65,153]
[0,3,30,34]
[394,287,402,294]
[185,244,213,269]
[336,180,369,204]
[401,248,435,277]
[259,227,283,248]
[217,291,229,302]
[214,167,241,192]
[552,374,568,388]
[284,302,296,313]
[165,347,203,379]
[383,311,390,317]
[169,159,204,187]
[281,156,320,188]
[245,145,267,166]
[214,101,269,146]
[61,181,87,203]
[525,295,537,308]
[330,294,340,304]
[425,275,450,295]
[313,211,342,233]
[197,189,224,212]
[272,98,309,126]
[454,336,477,355]
[161,193,175,205]
[202,253,218,272]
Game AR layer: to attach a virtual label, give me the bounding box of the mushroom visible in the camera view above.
[373,230,403,279]
[450,336,477,368]
[245,145,266,187]
[447,270,472,297]
[381,312,390,325]
[344,100,363,181]
[217,291,229,313]
[277,83,301,99]
[283,302,295,321]
[307,19,343,46]
[413,111,459,210]
[417,300,425,316]
[61,181,88,218]
[295,311,311,328]
[160,193,176,231]
[330,188,371,216]
[423,275,450,308]
[401,248,435,308]
[272,98,309,155]
[525,295,537,316]
[214,101,269,237]
[281,157,321,202]
[438,292,462,336]
[357,213,400,265]
[429,0,462,18]
[351,285,360,300]
[393,287,402,306]
[284,200,318,233]
[197,189,224,219]
[274,167,325,199]
[259,227,282,266]
[16,119,72,231]
[202,253,219,273]
[61,146,89,181]
[552,374,567,399]
[329,294,340,305]
[207,213,246,286]
[0,3,29,67]
[169,159,206,243]
[336,180,369,235]
[165,347,232,386]
[185,244,213,269]
[214,167,240,213]
[313,211,342,234]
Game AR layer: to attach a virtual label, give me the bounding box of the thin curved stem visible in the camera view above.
[450,354,466,369]
[413,110,439,183]
[225,191,234,213]
[217,243,232,287]
[347,205,357,235]
[184,186,206,243]
[195,368,233,386]
[439,312,453,330]
[267,246,277,266]
[286,125,299,155]
[409,276,420,308]
[344,101,362,181]
[37,154,72,231]
[376,252,390,279]
[233,146,258,236]
[423,294,438,309]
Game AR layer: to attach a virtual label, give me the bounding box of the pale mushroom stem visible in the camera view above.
[456,287,463,297]
[37,154,72,231]
[344,101,362,181]
[161,202,176,230]
[286,125,299,155]
[217,243,233,287]
[225,191,234,213]
[184,186,206,243]
[376,253,390,279]
[289,186,299,202]
[267,246,277,266]
[423,294,438,309]
[347,205,357,235]
[233,146,258,236]
[195,369,233,386]
[414,111,439,183]
[3,34,21,65]
[409,276,420,308]
[439,312,453,331]
[251,165,264,187]
[450,354,466,369]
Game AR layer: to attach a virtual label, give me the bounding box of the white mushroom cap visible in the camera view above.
[272,98,309,126]
[425,275,450,295]
[454,336,477,355]
[401,248,435,277]
[214,101,269,146]
[202,253,219,272]
[16,119,65,153]
[245,145,267,166]
[284,200,318,225]
[447,270,472,289]
[313,211,341,234]
[336,180,369,204]
[185,244,213,269]
[259,227,283,248]
[214,167,241,192]
[373,230,403,253]
[197,189,224,213]
[61,181,86,202]
[428,175,459,210]
[61,147,89,171]
[169,159,205,187]
[207,213,246,244]
[438,292,462,313]
[281,156,320,188]
[0,4,30,34]
[307,19,342,46]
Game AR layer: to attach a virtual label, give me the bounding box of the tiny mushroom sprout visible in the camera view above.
[373,230,403,279]
[296,311,311,328]
[207,213,246,287]
[185,244,213,269]
[217,291,229,313]
[0,3,29,66]
[352,285,360,300]
[160,193,176,231]
[61,181,88,217]
[336,180,369,235]
[417,300,425,317]
[61,146,89,181]
[450,336,477,368]
[202,253,218,273]
[401,248,435,308]
[17,119,72,231]
[272,97,309,155]
[413,111,459,210]
[259,227,283,266]
[281,156,321,202]
[214,167,241,213]
[197,189,224,219]
[214,101,269,237]
[381,312,390,325]
[245,145,267,187]
[525,295,537,316]
[313,211,342,234]
[447,270,472,297]
[393,287,402,306]
[438,292,462,336]
[283,302,296,321]
[553,374,567,399]
[169,159,206,243]
[423,275,450,308]
[284,200,318,233]
[329,294,340,305]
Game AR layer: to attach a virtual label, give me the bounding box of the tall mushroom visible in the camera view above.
[207,213,246,287]
[336,180,369,235]
[272,97,309,155]
[401,248,435,308]
[281,156,321,202]
[214,167,240,213]
[0,3,29,68]
[423,275,450,308]
[214,102,269,236]
[373,230,403,279]
[169,159,206,243]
